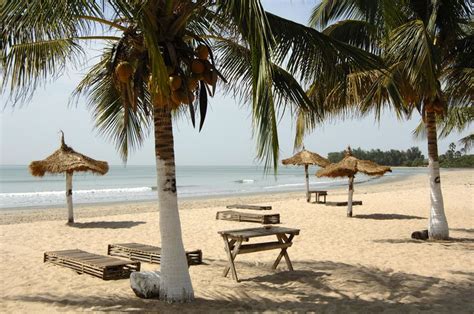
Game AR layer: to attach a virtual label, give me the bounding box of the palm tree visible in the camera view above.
[298,0,472,239]
[413,106,473,152]
[2,0,378,302]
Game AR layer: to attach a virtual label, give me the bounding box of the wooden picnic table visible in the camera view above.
[218,226,300,282]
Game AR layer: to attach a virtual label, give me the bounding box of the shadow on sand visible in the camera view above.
[7,260,473,312]
[451,228,474,234]
[69,221,146,229]
[374,237,474,251]
[353,213,425,220]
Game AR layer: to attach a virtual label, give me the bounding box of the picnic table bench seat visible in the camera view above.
[216,210,280,224]
[108,243,202,266]
[44,249,140,280]
[325,200,362,206]
[226,204,272,211]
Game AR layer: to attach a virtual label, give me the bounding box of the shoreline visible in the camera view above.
[0,169,449,225]
[0,168,470,226]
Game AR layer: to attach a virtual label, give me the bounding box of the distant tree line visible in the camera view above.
[327,147,426,167]
[439,143,474,168]
[328,146,473,168]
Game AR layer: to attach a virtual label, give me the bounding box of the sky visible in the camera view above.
[0,0,471,166]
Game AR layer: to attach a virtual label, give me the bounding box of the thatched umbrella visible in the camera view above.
[316,146,391,217]
[282,147,330,202]
[29,132,109,224]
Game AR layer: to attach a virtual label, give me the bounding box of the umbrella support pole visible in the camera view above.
[347,176,354,217]
[66,172,74,224]
[305,165,310,202]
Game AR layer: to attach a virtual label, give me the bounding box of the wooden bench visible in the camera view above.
[107,243,202,266]
[325,201,362,206]
[308,190,327,203]
[226,204,272,211]
[216,210,280,224]
[218,226,300,282]
[44,249,140,280]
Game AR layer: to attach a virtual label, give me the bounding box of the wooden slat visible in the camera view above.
[325,201,362,206]
[216,210,280,224]
[218,226,300,240]
[236,242,292,254]
[226,204,272,211]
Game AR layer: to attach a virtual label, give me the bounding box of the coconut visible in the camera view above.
[169,76,182,91]
[191,59,205,74]
[171,89,185,105]
[115,62,134,83]
[187,77,199,91]
[196,45,209,60]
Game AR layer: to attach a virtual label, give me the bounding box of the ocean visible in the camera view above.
[0,165,426,209]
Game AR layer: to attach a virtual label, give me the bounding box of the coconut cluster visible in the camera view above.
[114,44,218,109]
[167,44,217,108]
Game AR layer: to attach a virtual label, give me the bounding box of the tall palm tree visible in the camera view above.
[297,0,472,239]
[1,0,378,302]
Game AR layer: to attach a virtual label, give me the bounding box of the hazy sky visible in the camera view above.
[1,1,471,166]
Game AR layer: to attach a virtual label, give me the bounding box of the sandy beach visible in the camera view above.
[0,169,473,312]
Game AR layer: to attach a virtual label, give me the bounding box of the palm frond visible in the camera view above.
[72,45,152,161]
[310,0,366,29]
[323,19,381,53]
[413,106,473,140]
[267,12,382,86]
[2,38,84,105]
[211,34,318,170]
[310,0,404,30]
[214,0,280,169]
[459,133,474,152]
[386,20,439,99]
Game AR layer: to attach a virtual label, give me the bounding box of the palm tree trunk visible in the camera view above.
[426,109,449,239]
[66,172,74,224]
[153,107,194,302]
[347,176,354,217]
[305,165,310,202]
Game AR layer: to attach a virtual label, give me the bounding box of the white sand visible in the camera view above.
[0,169,473,312]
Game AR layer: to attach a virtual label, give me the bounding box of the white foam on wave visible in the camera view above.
[263,180,345,189]
[0,186,152,198]
[236,179,255,184]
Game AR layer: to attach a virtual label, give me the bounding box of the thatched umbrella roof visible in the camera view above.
[29,133,109,177]
[282,148,330,167]
[316,147,391,178]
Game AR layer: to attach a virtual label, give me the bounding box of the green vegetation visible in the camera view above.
[439,143,474,168]
[327,147,426,167]
[328,145,474,168]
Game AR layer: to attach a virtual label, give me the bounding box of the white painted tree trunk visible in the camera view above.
[428,160,449,239]
[153,107,194,302]
[426,109,449,239]
[305,165,310,202]
[347,176,354,217]
[66,172,74,224]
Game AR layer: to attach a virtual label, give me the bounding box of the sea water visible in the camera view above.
[0,165,425,209]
